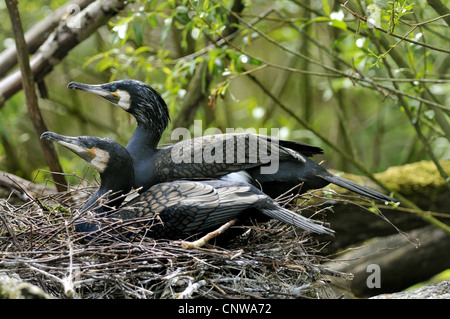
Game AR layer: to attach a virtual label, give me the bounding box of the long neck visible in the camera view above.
[127,92,170,157]
[126,125,160,160]
[81,171,133,214]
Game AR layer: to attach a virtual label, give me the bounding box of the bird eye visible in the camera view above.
[85,141,94,149]
[110,86,118,93]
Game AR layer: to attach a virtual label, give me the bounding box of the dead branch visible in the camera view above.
[0,170,57,201]
[0,0,128,108]
[0,185,345,299]
[0,0,94,79]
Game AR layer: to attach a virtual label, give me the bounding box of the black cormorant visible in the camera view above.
[41,131,334,239]
[67,80,397,203]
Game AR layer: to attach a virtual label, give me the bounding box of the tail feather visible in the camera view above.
[261,205,334,235]
[322,175,398,203]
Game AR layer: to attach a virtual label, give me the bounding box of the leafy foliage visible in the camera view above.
[0,0,449,184]
[1,0,450,299]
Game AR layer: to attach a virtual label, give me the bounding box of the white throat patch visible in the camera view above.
[90,148,110,173]
[116,89,131,110]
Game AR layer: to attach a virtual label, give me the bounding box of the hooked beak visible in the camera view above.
[41,131,95,162]
[41,131,77,144]
[68,81,120,104]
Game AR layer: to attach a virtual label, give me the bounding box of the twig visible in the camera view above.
[426,0,450,26]
[181,218,238,249]
[213,5,450,113]
[340,1,450,54]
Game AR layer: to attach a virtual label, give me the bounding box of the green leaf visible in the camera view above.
[249,57,262,66]
[299,16,330,30]
[134,46,152,56]
[160,17,173,45]
[208,51,218,74]
[332,34,350,50]
[174,5,190,24]
[424,110,435,120]
[96,58,116,72]
[331,19,348,31]
[148,14,158,27]
[161,67,172,75]
[113,23,128,40]
[82,53,103,68]
[155,1,171,12]
[322,0,330,16]
[132,20,143,45]
[203,0,210,12]
[176,5,188,14]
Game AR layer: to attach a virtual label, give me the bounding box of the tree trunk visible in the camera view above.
[325,226,450,298]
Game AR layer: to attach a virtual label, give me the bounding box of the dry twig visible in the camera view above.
[0,182,352,299]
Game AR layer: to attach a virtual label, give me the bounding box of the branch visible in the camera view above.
[181,218,238,249]
[326,226,450,298]
[171,0,245,130]
[0,170,57,200]
[0,0,94,79]
[353,1,450,142]
[245,70,450,235]
[427,0,450,26]
[339,1,450,54]
[217,7,450,113]
[170,62,212,130]
[0,0,128,108]
[5,0,67,192]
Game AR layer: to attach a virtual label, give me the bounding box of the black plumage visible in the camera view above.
[67,80,398,203]
[41,131,333,239]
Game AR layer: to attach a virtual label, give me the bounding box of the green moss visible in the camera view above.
[53,205,70,214]
[375,160,450,197]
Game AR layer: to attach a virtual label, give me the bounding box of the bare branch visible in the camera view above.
[0,0,94,78]
[427,0,450,26]
[0,0,128,108]
[5,0,67,192]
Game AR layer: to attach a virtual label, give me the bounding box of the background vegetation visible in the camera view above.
[0,0,449,189]
[0,0,450,299]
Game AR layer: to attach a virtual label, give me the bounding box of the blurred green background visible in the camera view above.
[0,0,449,188]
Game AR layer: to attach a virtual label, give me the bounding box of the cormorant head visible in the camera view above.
[41,132,136,229]
[67,80,170,135]
[40,132,133,180]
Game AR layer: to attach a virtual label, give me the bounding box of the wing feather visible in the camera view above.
[153,133,309,181]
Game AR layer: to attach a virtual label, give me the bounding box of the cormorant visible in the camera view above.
[67,80,398,203]
[41,131,334,239]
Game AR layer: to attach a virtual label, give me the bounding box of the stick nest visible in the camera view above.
[0,183,350,299]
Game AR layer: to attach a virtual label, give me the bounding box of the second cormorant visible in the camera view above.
[41,131,334,239]
[67,80,398,204]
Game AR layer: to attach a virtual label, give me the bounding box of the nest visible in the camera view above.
[0,181,351,299]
